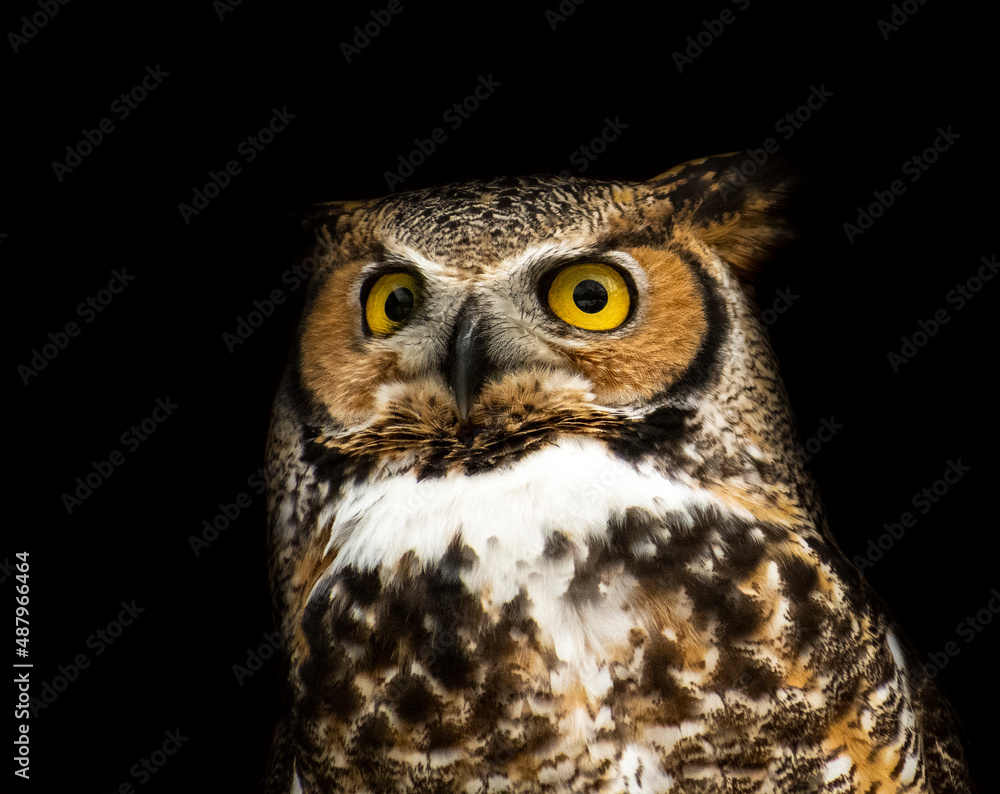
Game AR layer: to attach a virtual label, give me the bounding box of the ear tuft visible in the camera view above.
[294,199,377,254]
[299,199,370,230]
[643,153,800,281]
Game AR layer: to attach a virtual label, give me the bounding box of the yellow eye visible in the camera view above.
[546,263,631,330]
[364,271,421,337]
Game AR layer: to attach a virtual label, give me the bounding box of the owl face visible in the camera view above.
[295,159,793,480]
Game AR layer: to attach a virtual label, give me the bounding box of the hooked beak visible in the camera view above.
[448,306,494,422]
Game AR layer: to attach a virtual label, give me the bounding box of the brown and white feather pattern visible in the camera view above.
[262,157,971,793]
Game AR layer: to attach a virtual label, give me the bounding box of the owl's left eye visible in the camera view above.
[545,262,632,331]
[363,271,421,337]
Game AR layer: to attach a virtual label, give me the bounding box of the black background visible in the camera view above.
[8,1,996,792]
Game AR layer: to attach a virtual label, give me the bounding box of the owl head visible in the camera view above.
[281,154,815,533]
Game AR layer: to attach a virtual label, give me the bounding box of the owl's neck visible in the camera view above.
[321,428,819,576]
[323,436,729,577]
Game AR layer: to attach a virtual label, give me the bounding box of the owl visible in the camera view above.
[262,154,972,793]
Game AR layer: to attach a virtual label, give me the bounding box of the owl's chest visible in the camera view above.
[291,440,866,791]
[302,438,738,722]
[321,437,721,643]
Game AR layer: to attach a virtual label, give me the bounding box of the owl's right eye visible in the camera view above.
[363,271,421,337]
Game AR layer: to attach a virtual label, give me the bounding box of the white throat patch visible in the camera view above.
[323,435,723,576]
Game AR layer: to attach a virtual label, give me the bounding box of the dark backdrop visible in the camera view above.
[8,1,995,791]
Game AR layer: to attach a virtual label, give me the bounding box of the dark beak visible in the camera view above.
[448,306,493,421]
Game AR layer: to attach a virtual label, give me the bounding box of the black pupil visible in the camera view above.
[384,287,414,322]
[573,279,608,313]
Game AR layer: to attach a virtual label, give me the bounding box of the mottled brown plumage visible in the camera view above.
[263,155,971,793]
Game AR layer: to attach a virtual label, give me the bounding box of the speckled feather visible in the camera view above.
[262,156,971,793]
